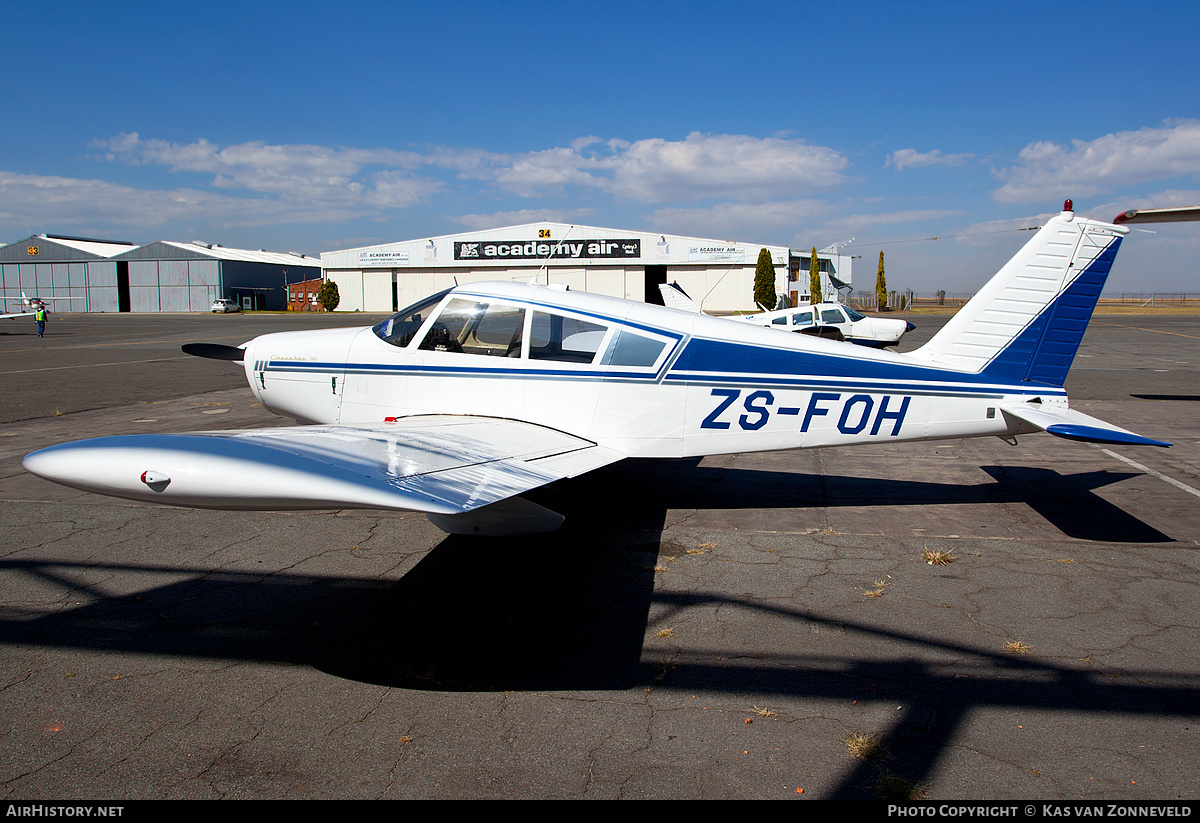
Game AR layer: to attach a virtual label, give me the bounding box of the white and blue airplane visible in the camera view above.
[22,201,1171,535]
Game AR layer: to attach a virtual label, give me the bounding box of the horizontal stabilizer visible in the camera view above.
[999,403,1170,448]
[22,416,625,527]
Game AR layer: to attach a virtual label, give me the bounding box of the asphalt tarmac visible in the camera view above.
[1,312,1198,800]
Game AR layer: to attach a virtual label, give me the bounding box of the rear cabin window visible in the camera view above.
[792,310,813,326]
[600,328,667,367]
[417,298,525,357]
[529,312,608,363]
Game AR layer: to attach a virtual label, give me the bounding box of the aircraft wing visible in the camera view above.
[1113,205,1200,224]
[0,311,34,320]
[22,415,625,535]
[999,403,1171,448]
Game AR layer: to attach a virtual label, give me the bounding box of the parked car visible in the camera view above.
[211,298,241,313]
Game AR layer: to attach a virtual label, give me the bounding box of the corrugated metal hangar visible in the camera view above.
[321,222,853,314]
[0,235,320,312]
[0,235,135,313]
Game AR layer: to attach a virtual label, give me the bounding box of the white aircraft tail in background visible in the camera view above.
[23,201,1172,535]
[657,281,703,313]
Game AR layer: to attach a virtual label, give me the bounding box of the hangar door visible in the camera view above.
[644,265,667,305]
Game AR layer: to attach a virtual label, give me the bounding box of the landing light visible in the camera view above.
[140,470,170,491]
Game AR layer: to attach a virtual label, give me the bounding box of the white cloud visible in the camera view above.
[483,147,608,198]
[446,208,599,231]
[603,132,849,202]
[464,132,850,203]
[14,131,852,237]
[646,200,831,241]
[922,213,1054,250]
[886,148,974,170]
[992,120,1200,204]
[94,133,435,207]
[825,209,965,230]
[0,170,381,230]
[96,131,851,207]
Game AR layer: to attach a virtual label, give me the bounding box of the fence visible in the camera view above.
[853,291,1200,311]
[1098,293,1200,307]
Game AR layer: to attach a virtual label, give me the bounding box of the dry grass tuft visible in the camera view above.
[845,732,888,761]
[1004,640,1030,654]
[874,768,928,801]
[922,547,957,565]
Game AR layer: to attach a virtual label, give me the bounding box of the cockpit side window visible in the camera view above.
[821,308,847,325]
[372,288,452,347]
[529,311,608,363]
[417,298,525,357]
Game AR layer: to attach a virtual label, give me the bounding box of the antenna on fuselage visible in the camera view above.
[531,225,575,287]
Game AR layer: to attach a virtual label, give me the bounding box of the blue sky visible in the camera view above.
[3,0,1199,293]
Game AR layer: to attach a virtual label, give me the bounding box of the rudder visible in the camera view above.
[910,203,1127,387]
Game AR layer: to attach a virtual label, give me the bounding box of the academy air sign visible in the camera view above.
[358,250,410,266]
[454,239,641,262]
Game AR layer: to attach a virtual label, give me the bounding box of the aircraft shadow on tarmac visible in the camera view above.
[0,458,1186,797]
[563,459,1172,543]
[3,550,1197,799]
[1131,394,1200,401]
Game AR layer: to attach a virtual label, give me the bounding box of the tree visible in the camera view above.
[876,251,887,311]
[317,279,340,312]
[809,247,821,305]
[753,247,776,309]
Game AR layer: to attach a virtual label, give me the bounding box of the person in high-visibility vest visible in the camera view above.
[34,306,46,337]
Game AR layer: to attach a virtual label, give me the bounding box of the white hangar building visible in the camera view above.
[321,223,852,314]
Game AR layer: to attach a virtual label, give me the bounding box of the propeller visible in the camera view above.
[182,343,245,362]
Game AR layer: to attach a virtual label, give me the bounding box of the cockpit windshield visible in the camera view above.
[372,288,452,347]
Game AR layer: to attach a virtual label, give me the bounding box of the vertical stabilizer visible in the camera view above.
[658,282,702,313]
[909,204,1126,386]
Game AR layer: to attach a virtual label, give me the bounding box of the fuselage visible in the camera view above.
[241,281,1057,460]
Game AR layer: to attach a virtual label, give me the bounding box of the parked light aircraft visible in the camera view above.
[22,202,1171,535]
[659,283,914,347]
[736,301,916,346]
[1,292,83,320]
